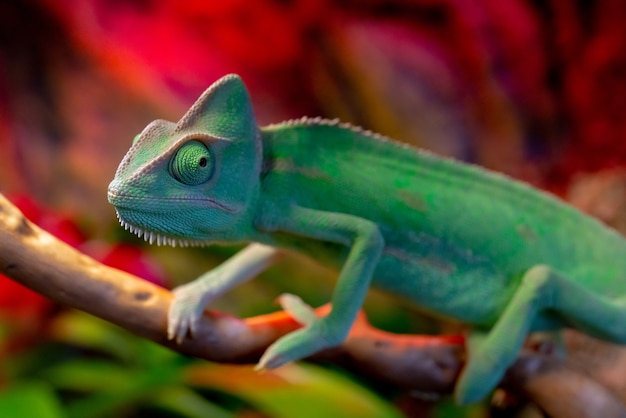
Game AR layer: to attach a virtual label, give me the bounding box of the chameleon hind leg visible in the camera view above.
[455,264,626,405]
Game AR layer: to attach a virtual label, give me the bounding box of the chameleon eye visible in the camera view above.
[169,140,214,185]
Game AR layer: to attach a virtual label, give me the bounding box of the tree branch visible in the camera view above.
[0,192,462,386]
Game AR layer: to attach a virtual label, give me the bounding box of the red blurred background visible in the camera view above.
[2,0,626,207]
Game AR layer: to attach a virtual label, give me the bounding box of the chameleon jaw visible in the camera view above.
[115,210,206,248]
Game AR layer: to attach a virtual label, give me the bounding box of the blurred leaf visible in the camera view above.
[186,363,403,418]
[133,335,181,366]
[152,386,234,418]
[49,310,144,363]
[42,359,134,392]
[64,361,182,418]
[0,381,64,418]
[44,310,200,418]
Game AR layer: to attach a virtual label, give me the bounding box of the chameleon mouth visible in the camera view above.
[115,210,206,248]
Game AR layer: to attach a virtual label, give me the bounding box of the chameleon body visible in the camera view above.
[108,74,626,404]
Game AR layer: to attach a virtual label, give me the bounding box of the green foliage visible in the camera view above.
[0,382,64,418]
[0,310,407,418]
[187,363,404,418]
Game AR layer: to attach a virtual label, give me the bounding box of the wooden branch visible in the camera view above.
[1,192,626,417]
[0,192,461,385]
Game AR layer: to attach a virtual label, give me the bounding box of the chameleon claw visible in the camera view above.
[168,319,184,344]
[189,318,199,339]
[166,318,178,341]
[175,326,186,345]
[256,347,288,371]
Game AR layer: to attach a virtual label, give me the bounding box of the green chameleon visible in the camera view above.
[107,74,626,404]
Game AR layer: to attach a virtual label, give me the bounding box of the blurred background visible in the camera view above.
[1,0,626,417]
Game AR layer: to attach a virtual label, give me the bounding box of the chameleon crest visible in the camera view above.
[108,75,262,245]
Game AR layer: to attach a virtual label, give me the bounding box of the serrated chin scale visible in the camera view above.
[115,211,205,248]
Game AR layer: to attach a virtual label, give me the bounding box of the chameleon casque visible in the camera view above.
[107,74,626,404]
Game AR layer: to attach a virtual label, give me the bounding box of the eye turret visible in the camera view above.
[169,140,214,185]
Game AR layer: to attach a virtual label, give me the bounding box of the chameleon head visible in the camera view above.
[107,74,262,245]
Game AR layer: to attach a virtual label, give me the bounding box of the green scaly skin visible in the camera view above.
[107,74,626,404]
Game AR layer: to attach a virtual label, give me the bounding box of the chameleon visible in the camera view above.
[107,74,626,404]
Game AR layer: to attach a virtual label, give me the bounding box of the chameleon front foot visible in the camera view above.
[167,281,214,343]
[256,317,345,371]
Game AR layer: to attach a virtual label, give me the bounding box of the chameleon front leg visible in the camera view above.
[168,243,282,343]
[256,205,384,370]
[455,265,626,405]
